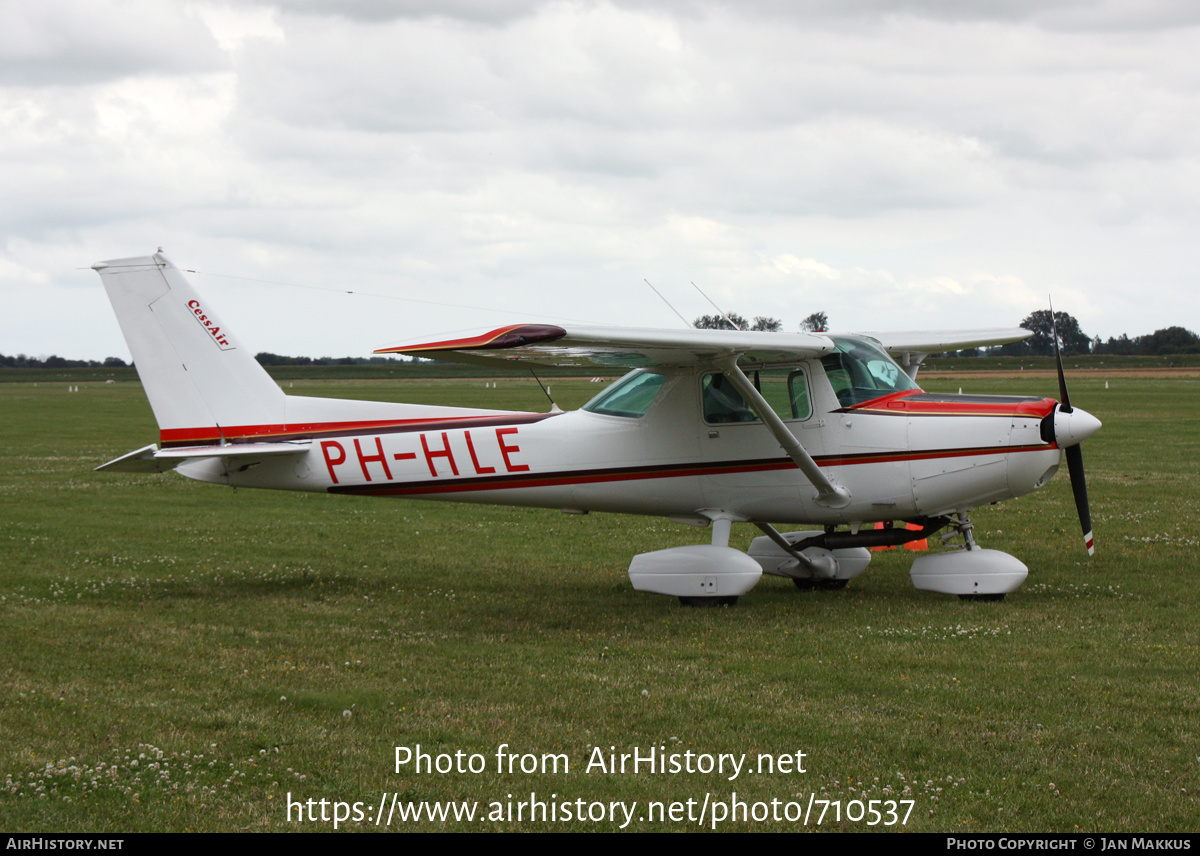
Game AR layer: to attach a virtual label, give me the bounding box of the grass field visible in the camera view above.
[1,372,1198,832]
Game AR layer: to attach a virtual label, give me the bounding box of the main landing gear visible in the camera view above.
[627,511,1029,606]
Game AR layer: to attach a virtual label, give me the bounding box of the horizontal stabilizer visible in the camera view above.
[97,441,312,473]
[95,444,173,473]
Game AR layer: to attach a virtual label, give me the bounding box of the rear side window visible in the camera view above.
[582,371,665,418]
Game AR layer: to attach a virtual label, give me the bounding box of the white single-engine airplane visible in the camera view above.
[95,252,1100,604]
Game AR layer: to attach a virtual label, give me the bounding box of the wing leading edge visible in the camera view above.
[375,324,837,369]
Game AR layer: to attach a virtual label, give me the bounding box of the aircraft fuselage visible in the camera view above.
[175,364,1062,529]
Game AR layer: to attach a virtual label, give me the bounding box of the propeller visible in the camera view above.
[1050,306,1100,555]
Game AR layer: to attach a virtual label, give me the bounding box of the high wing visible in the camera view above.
[866,329,1032,353]
[375,324,836,369]
[864,328,1032,372]
[376,324,1030,371]
[864,328,1032,377]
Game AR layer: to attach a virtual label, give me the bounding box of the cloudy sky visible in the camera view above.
[3,0,1198,361]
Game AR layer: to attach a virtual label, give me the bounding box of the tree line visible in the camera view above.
[0,354,128,369]
[0,352,413,369]
[991,310,1199,357]
[4,309,1198,369]
[694,309,1200,357]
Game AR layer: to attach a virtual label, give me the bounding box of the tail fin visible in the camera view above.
[94,252,286,446]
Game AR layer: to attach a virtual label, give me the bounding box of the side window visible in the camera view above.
[702,369,811,424]
[788,369,811,420]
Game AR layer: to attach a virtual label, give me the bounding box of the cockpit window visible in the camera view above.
[702,373,757,423]
[821,336,920,407]
[582,370,665,418]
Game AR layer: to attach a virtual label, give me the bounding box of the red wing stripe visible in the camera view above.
[375,324,567,355]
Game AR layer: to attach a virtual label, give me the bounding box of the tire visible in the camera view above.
[793,578,849,591]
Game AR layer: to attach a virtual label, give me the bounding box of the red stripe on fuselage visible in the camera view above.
[842,390,1057,418]
[329,442,1056,497]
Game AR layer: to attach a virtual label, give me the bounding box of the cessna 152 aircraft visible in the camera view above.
[94,252,1100,604]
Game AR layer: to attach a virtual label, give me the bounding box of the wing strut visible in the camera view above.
[715,357,851,509]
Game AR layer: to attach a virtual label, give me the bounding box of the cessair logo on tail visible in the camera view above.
[187,299,235,350]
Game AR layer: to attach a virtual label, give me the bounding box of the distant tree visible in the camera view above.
[1093,333,1134,356]
[256,352,316,366]
[102,356,127,368]
[799,311,829,332]
[693,313,749,331]
[1139,326,1200,355]
[692,313,784,331]
[1019,309,1091,356]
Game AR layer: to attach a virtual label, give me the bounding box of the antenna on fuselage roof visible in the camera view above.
[644,279,693,328]
[691,281,743,331]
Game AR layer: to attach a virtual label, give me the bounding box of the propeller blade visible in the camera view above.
[1064,444,1094,555]
[1049,301,1094,554]
[1050,302,1073,412]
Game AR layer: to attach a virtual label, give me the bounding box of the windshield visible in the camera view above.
[582,370,665,418]
[821,336,920,407]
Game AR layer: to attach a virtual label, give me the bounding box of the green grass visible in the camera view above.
[0,373,1197,831]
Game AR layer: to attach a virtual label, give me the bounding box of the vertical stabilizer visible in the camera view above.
[94,252,286,446]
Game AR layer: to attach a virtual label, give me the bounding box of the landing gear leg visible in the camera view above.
[943,511,978,550]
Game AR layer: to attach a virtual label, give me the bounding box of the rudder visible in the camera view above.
[95,252,286,446]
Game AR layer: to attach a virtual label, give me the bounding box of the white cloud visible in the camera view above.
[187,2,285,52]
[771,255,840,280]
[2,0,1197,359]
[0,0,223,85]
